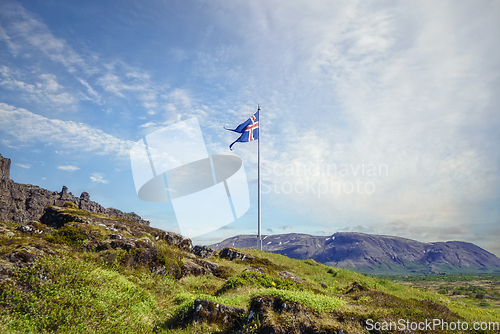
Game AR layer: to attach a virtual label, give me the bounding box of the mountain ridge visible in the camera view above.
[0,153,149,226]
[211,232,500,275]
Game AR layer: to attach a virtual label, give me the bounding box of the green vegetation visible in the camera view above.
[45,225,88,247]
[379,273,500,312]
[250,289,346,313]
[63,201,78,209]
[217,271,309,295]
[1,257,156,333]
[1,211,499,333]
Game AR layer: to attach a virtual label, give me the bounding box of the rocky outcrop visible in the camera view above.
[7,245,56,266]
[277,271,310,286]
[248,295,345,334]
[193,245,217,258]
[180,299,245,327]
[0,154,10,180]
[152,230,193,252]
[0,153,149,225]
[219,247,254,261]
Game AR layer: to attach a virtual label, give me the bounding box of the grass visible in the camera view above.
[217,271,309,295]
[1,214,500,333]
[250,288,346,313]
[1,256,157,333]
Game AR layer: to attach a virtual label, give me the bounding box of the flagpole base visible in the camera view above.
[258,238,262,251]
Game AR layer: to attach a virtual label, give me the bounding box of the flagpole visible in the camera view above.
[257,104,262,251]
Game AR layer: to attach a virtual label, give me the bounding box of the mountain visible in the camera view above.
[211,232,500,275]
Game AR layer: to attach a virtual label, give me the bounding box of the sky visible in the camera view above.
[1,0,499,255]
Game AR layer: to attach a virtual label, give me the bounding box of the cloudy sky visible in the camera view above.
[1,0,499,255]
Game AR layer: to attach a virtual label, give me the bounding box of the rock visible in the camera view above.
[250,295,305,315]
[181,261,209,277]
[40,207,86,228]
[15,223,45,234]
[277,271,309,286]
[188,299,245,326]
[219,247,254,261]
[60,186,68,196]
[156,231,193,252]
[195,258,219,272]
[0,259,15,276]
[80,192,90,201]
[7,246,48,265]
[248,295,343,334]
[93,238,138,251]
[150,264,167,276]
[109,233,123,240]
[243,266,268,274]
[136,237,154,247]
[0,258,15,283]
[0,154,10,179]
[346,281,369,294]
[193,245,216,258]
[0,154,149,226]
[112,239,139,250]
[16,225,34,233]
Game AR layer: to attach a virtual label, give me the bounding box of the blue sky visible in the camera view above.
[1,1,499,255]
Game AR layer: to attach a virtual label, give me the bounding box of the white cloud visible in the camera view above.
[96,62,160,103]
[1,0,499,247]
[76,77,101,102]
[0,103,134,158]
[58,165,80,172]
[0,2,94,74]
[15,163,30,169]
[90,173,108,184]
[140,122,156,128]
[0,67,75,106]
[204,1,500,242]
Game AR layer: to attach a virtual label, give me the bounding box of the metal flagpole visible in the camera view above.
[257,104,262,251]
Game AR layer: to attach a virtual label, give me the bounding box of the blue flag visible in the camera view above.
[225,111,259,150]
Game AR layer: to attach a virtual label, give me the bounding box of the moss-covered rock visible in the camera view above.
[178,299,245,327]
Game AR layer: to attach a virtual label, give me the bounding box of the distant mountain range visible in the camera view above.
[211,232,500,275]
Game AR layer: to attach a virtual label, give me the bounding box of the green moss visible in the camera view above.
[62,209,92,217]
[212,265,236,279]
[45,225,88,247]
[63,201,78,209]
